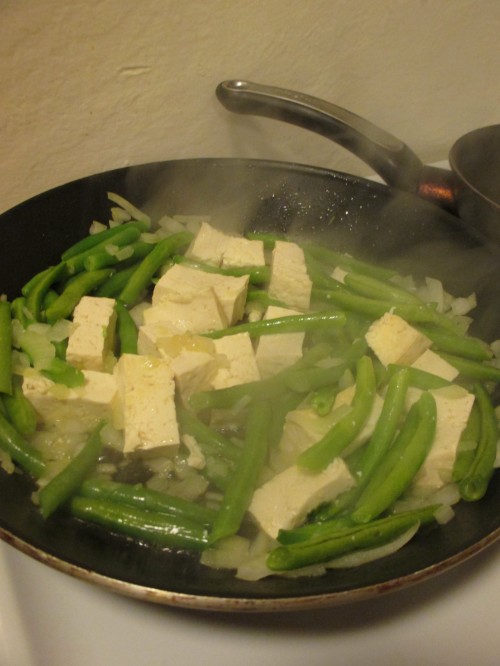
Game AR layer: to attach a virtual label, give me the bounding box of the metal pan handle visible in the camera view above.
[216,79,424,192]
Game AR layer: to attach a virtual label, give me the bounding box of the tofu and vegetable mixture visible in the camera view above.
[1,192,499,580]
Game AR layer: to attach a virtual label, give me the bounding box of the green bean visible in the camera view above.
[203,309,346,340]
[43,289,60,311]
[452,402,481,483]
[297,356,376,472]
[245,231,287,249]
[278,504,438,546]
[70,496,209,550]
[44,268,114,324]
[384,364,451,391]
[245,289,288,309]
[209,399,272,544]
[25,263,67,321]
[189,343,333,412]
[61,220,150,261]
[267,509,434,571]
[417,325,493,361]
[438,353,500,384]
[2,376,37,436]
[0,411,46,478]
[303,244,397,281]
[10,297,33,329]
[22,265,54,297]
[79,477,217,526]
[64,226,142,274]
[310,384,338,416]
[84,240,155,272]
[41,357,85,387]
[351,391,437,523]
[459,383,499,501]
[0,301,12,395]
[39,420,105,518]
[177,406,241,464]
[313,286,459,332]
[95,264,138,298]
[115,301,138,355]
[119,231,193,306]
[173,255,271,286]
[344,271,422,305]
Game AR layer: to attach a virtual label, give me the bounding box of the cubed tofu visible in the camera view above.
[268,241,312,310]
[255,305,304,379]
[114,353,179,456]
[411,349,459,382]
[248,459,355,539]
[170,351,218,401]
[22,368,117,429]
[152,264,248,325]
[184,222,229,265]
[409,385,475,493]
[220,236,266,269]
[211,332,260,389]
[365,313,431,366]
[144,288,228,334]
[279,385,384,465]
[66,296,116,371]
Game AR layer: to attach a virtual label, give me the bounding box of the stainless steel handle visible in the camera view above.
[216,79,424,192]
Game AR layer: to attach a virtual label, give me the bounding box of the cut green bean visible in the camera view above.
[267,510,434,571]
[119,231,193,306]
[115,301,138,355]
[95,264,138,298]
[246,289,289,309]
[2,376,37,436]
[303,244,397,281]
[70,496,209,550]
[384,364,451,391]
[39,420,105,518]
[203,309,346,340]
[209,399,272,544]
[438,353,500,384]
[79,477,217,525]
[344,271,422,305]
[310,384,338,416]
[298,356,376,472]
[452,401,481,483]
[351,391,437,523]
[10,297,33,329]
[84,239,156,272]
[41,357,85,387]
[64,226,142,274]
[44,268,114,324]
[418,325,493,361]
[174,255,270,286]
[0,411,45,478]
[459,383,499,501]
[25,263,67,321]
[0,301,12,395]
[177,406,241,464]
[61,220,150,261]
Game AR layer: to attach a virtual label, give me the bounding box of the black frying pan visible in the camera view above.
[0,87,499,611]
[216,80,500,247]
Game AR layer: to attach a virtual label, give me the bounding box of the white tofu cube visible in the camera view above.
[170,351,218,401]
[268,241,312,310]
[114,354,179,456]
[248,458,355,539]
[185,222,229,265]
[144,288,228,334]
[220,236,266,268]
[409,385,475,493]
[255,306,304,379]
[365,313,431,366]
[153,264,248,325]
[211,332,260,389]
[22,369,117,430]
[411,349,459,382]
[66,296,116,371]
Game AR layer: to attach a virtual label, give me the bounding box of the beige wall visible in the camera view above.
[1,0,499,213]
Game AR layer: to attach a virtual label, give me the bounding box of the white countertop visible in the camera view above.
[1,539,500,666]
